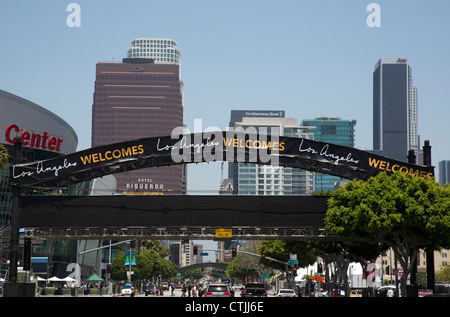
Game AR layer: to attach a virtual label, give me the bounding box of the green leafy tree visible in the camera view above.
[0,144,9,170]
[312,240,389,296]
[110,250,154,281]
[226,242,271,282]
[258,240,316,270]
[181,268,204,280]
[325,172,450,297]
[152,256,178,279]
[110,244,178,281]
[141,240,169,258]
[226,255,258,282]
[436,265,450,284]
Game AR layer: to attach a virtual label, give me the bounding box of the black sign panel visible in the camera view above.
[10,131,434,187]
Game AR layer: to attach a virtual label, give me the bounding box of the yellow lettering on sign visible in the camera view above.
[215,229,232,238]
[222,138,285,151]
[80,144,144,165]
[368,157,433,178]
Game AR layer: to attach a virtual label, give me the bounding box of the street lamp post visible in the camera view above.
[8,138,21,284]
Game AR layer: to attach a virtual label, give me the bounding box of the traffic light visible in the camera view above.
[193,246,198,255]
[106,264,111,274]
[232,248,237,257]
[261,253,266,261]
[293,266,298,276]
[318,263,323,273]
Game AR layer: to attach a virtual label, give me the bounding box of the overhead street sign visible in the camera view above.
[215,228,232,238]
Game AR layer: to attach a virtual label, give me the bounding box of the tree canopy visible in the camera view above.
[0,144,8,170]
[325,171,450,296]
[110,241,178,281]
[258,240,316,270]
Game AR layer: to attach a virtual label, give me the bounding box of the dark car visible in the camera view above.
[204,284,232,297]
[145,284,157,296]
[241,283,267,297]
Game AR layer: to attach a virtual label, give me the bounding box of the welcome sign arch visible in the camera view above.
[11,130,434,188]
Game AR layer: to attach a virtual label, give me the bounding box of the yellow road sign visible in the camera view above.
[215,228,232,238]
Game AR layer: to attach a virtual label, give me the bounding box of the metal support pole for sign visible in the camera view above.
[129,245,132,283]
[8,138,21,284]
[407,149,418,289]
[423,140,435,294]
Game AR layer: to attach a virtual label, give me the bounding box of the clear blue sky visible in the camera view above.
[1,0,449,193]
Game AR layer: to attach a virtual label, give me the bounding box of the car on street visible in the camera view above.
[376,285,396,297]
[241,283,267,297]
[275,289,297,297]
[121,283,133,296]
[204,284,232,297]
[318,290,346,297]
[145,284,157,296]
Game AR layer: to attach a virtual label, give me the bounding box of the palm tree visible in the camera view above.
[0,144,9,170]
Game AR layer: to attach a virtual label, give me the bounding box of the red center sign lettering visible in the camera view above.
[5,124,63,152]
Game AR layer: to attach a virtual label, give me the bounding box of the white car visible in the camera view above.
[275,289,297,297]
[121,284,133,296]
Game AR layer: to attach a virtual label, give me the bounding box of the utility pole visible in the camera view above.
[407,149,418,292]
[8,138,21,284]
[423,140,435,294]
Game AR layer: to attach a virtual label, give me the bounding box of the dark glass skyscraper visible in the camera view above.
[91,57,185,194]
[301,117,356,192]
[373,58,418,162]
[439,160,450,186]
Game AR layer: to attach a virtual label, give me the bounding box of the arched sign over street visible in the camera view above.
[11,131,434,188]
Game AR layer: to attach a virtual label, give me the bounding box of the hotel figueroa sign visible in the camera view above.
[11,131,434,188]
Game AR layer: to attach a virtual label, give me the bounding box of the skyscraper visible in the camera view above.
[373,58,419,162]
[91,57,185,194]
[439,160,450,186]
[301,117,356,192]
[126,38,181,65]
[227,110,285,195]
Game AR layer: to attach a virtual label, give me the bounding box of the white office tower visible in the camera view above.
[409,85,419,155]
[126,38,181,65]
[233,117,315,195]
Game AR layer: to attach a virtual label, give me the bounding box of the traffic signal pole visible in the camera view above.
[204,249,298,287]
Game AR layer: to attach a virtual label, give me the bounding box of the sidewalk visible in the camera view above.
[39,288,184,297]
